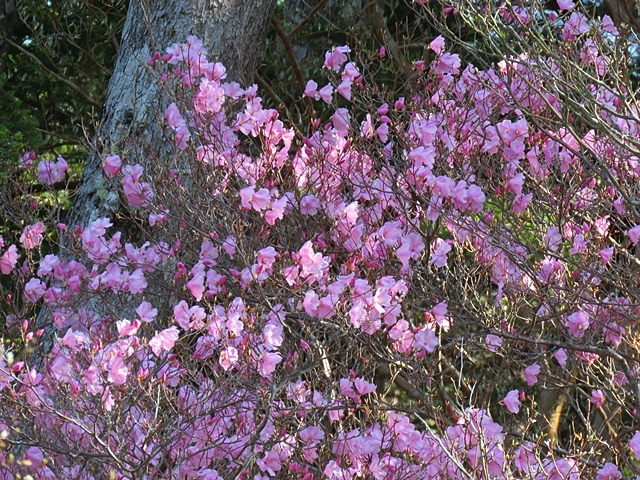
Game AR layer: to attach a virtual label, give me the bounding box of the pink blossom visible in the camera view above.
[239,185,255,209]
[336,78,352,100]
[300,194,320,215]
[430,238,451,268]
[433,52,461,75]
[173,300,206,330]
[502,390,521,413]
[149,326,180,356]
[219,346,239,371]
[332,108,350,133]
[545,226,562,251]
[432,301,450,330]
[630,432,640,460]
[116,319,141,336]
[324,45,350,71]
[252,188,271,211]
[414,326,438,353]
[37,156,68,185]
[354,377,376,395]
[339,378,358,399]
[485,334,502,352]
[629,225,640,245]
[127,268,147,294]
[259,351,282,377]
[222,236,236,258]
[590,389,605,408]
[300,426,324,444]
[24,278,46,302]
[602,15,619,35]
[563,12,590,41]
[106,354,128,386]
[566,310,590,338]
[596,463,622,480]
[514,442,536,473]
[554,348,568,367]
[396,232,425,267]
[24,447,44,470]
[557,0,575,10]
[136,301,158,323]
[318,84,334,104]
[523,362,540,386]
[304,79,318,98]
[103,155,121,176]
[20,222,45,250]
[0,245,18,274]
[429,35,445,54]
[186,272,205,300]
[600,247,614,265]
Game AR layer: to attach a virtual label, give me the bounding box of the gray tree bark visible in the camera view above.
[69,0,276,229]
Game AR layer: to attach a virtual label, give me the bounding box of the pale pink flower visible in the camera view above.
[339,378,358,399]
[303,80,318,98]
[414,326,438,353]
[324,45,350,71]
[563,12,590,41]
[300,426,324,444]
[252,188,271,211]
[136,301,158,323]
[149,327,180,356]
[300,194,320,215]
[630,431,640,460]
[0,245,18,274]
[629,225,640,245]
[602,15,619,35]
[103,155,121,176]
[430,238,451,268]
[566,310,590,338]
[222,236,236,258]
[259,351,282,377]
[545,226,562,251]
[554,348,568,367]
[20,222,45,250]
[24,278,46,302]
[600,247,614,265]
[503,390,521,413]
[485,334,502,352]
[523,362,540,386]
[557,0,575,10]
[433,52,460,75]
[429,35,445,54]
[116,319,140,336]
[354,377,376,396]
[336,78,352,100]
[596,463,622,480]
[107,354,128,386]
[219,346,238,371]
[318,84,333,104]
[514,442,536,473]
[590,389,605,409]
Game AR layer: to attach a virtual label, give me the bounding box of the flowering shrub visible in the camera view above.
[2,2,640,477]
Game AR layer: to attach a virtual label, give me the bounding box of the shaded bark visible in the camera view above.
[603,0,640,34]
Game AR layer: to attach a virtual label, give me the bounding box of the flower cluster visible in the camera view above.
[1,5,640,478]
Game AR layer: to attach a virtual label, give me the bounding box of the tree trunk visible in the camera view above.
[69,0,276,229]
